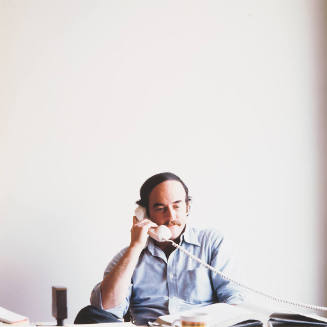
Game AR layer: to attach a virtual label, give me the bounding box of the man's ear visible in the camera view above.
[186,200,191,216]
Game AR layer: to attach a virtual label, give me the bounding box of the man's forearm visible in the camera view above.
[101,245,143,309]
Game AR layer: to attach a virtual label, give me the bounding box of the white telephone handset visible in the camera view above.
[134,206,172,242]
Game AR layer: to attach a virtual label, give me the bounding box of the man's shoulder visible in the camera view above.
[185,225,224,246]
[187,225,224,238]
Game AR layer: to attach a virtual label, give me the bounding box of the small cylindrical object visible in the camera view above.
[52,286,67,326]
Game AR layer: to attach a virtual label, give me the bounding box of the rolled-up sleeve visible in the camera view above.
[90,247,132,319]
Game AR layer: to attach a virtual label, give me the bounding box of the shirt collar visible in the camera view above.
[146,237,166,260]
[180,225,201,246]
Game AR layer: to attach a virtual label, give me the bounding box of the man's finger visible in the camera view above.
[133,218,150,227]
[143,220,158,229]
[133,216,138,224]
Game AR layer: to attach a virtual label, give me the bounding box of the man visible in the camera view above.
[75,172,244,325]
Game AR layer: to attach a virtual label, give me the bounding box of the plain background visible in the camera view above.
[1,0,326,323]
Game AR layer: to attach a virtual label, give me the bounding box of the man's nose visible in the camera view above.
[166,206,176,220]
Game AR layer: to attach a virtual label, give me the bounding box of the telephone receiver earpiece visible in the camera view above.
[134,205,147,221]
[134,206,172,242]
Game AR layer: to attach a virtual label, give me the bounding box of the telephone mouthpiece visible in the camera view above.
[149,225,172,242]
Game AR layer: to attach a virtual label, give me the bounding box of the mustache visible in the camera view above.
[166,219,183,227]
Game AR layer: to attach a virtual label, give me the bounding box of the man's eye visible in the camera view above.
[155,207,164,212]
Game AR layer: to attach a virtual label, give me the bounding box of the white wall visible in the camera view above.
[0,0,326,323]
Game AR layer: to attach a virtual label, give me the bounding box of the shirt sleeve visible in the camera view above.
[209,233,246,304]
[90,247,132,319]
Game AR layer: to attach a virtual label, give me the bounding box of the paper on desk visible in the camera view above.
[0,307,29,324]
[154,303,261,327]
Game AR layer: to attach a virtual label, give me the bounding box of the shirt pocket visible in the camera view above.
[178,267,213,304]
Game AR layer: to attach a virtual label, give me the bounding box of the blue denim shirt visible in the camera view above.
[90,225,244,325]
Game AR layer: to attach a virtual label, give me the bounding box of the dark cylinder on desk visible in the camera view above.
[52,286,67,326]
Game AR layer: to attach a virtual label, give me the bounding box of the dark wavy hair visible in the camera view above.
[136,172,191,215]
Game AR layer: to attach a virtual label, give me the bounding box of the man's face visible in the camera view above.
[148,180,189,240]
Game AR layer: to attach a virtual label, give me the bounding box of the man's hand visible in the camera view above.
[130,216,158,250]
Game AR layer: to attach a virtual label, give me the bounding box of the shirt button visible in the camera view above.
[170,273,174,279]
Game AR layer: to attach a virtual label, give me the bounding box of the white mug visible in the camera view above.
[172,312,209,327]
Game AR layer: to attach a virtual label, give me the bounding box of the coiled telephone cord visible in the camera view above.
[169,240,327,313]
